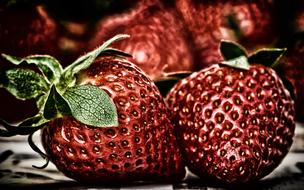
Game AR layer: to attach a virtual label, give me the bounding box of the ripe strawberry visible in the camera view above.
[0,35,185,183]
[89,1,194,80]
[165,42,295,184]
[175,0,277,69]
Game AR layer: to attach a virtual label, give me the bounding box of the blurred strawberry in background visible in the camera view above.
[89,0,194,80]
[175,0,278,70]
[0,2,58,59]
[0,1,58,123]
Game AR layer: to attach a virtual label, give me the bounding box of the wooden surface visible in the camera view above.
[0,123,304,190]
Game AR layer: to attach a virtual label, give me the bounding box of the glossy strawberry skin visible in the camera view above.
[175,0,277,69]
[41,56,185,183]
[166,64,295,184]
[89,1,194,80]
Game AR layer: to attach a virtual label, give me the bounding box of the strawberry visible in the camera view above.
[0,35,185,183]
[0,2,58,59]
[165,41,295,184]
[175,0,277,70]
[89,1,194,80]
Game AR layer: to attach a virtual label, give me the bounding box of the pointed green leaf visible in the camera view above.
[248,48,287,68]
[62,34,130,86]
[220,40,247,60]
[1,54,63,84]
[43,85,71,120]
[221,56,250,70]
[63,85,118,127]
[102,48,133,58]
[0,68,49,100]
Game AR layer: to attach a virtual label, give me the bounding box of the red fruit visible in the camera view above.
[41,56,185,182]
[0,4,58,58]
[89,1,194,80]
[166,61,295,184]
[0,35,185,183]
[175,0,277,69]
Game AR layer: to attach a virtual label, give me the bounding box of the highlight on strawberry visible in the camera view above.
[0,34,185,183]
[165,41,296,185]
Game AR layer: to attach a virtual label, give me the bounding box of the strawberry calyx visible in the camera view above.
[220,40,287,70]
[220,40,295,100]
[0,34,130,168]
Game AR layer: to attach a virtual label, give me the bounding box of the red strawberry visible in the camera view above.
[0,35,185,183]
[175,0,277,70]
[89,1,194,80]
[165,42,295,184]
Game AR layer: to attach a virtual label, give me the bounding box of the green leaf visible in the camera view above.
[221,56,250,70]
[62,34,130,86]
[43,85,71,120]
[0,68,49,100]
[1,54,63,84]
[220,40,247,60]
[63,85,118,127]
[248,48,287,68]
[101,47,132,58]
